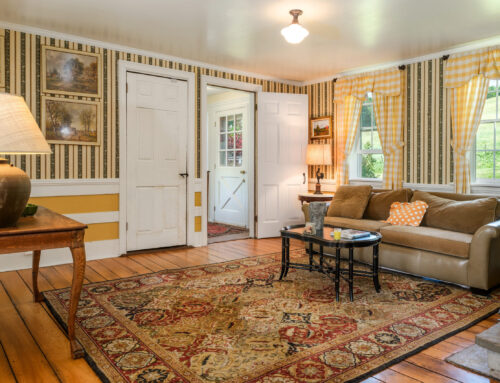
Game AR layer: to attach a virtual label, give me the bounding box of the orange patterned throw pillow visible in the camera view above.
[384,200,429,227]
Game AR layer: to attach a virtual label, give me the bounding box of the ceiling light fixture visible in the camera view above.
[281,9,309,44]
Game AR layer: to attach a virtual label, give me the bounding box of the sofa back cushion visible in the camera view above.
[411,191,497,234]
[428,191,500,219]
[364,189,413,221]
[384,200,429,227]
[327,185,373,219]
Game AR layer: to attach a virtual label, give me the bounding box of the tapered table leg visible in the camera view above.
[348,247,354,302]
[284,238,290,277]
[335,247,340,302]
[319,245,323,269]
[68,244,86,359]
[308,242,313,271]
[279,236,286,280]
[373,243,381,293]
[32,250,44,302]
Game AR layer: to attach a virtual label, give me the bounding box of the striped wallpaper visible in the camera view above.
[0,28,304,180]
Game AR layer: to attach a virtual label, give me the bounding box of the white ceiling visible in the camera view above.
[2,0,500,82]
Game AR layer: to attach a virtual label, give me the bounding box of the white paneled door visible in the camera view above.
[126,72,188,251]
[257,92,308,238]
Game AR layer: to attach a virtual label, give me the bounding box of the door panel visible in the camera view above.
[126,72,187,251]
[257,92,308,238]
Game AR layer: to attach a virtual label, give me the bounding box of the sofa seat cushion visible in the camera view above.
[325,216,391,232]
[380,225,473,259]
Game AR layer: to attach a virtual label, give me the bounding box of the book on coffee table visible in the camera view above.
[340,229,371,240]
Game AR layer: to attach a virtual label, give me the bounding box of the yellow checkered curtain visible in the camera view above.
[445,46,500,193]
[449,75,489,193]
[373,70,405,189]
[336,95,363,186]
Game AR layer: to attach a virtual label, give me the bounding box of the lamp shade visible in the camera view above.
[306,144,332,165]
[0,93,51,154]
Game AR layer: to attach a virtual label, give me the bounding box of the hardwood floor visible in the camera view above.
[0,237,498,383]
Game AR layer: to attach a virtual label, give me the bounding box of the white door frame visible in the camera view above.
[200,76,262,246]
[118,60,196,254]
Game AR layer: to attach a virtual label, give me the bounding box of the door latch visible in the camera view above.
[179,173,188,178]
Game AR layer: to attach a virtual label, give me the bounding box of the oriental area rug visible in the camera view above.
[43,251,500,383]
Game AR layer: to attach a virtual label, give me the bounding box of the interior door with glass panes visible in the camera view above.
[213,107,248,227]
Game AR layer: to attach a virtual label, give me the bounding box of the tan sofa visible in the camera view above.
[302,190,500,293]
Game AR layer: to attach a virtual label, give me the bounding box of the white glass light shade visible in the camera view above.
[281,23,309,44]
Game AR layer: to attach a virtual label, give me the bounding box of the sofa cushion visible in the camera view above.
[364,189,413,221]
[380,225,473,258]
[327,185,373,219]
[412,191,497,234]
[325,216,391,232]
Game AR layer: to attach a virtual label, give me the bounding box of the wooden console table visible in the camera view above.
[0,206,87,359]
[298,193,334,205]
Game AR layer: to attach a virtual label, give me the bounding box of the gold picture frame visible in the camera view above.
[310,116,333,140]
[41,96,101,146]
[0,36,5,88]
[41,46,102,97]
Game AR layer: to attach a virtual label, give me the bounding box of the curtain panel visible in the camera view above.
[444,46,500,193]
[334,68,404,188]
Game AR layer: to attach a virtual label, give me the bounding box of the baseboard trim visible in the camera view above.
[0,239,120,272]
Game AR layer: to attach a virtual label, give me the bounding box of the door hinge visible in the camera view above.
[126,222,128,231]
[254,103,258,112]
[126,83,128,93]
[254,215,258,222]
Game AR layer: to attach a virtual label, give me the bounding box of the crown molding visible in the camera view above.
[0,21,303,87]
[302,34,500,86]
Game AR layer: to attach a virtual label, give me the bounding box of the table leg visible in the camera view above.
[308,242,313,271]
[68,245,86,359]
[319,245,324,269]
[284,238,290,277]
[348,248,354,302]
[279,236,286,280]
[335,247,340,302]
[373,243,381,293]
[32,250,44,302]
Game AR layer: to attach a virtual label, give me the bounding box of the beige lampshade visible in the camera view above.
[306,143,332,165]
[0,93,51,154]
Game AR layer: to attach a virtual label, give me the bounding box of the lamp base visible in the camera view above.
[0,159,31,227]
[314,182,323,194]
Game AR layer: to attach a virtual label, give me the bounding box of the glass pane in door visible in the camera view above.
[220,116,226,132]
[228,116,234,132]
[235,150,242,167]
[235,132,242,149]
[227,151,234,166]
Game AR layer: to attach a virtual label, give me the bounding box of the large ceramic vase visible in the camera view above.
[308,202,328,233]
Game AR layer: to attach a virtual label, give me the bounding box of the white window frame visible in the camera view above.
[472,79,500,186]
[350,93,383,181]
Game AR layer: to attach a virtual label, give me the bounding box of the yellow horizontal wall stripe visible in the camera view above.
[29,194,119,214]
[85,222,119,242]
[194,192,202,207]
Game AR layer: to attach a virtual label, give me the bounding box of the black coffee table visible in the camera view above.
[280,224,382,302]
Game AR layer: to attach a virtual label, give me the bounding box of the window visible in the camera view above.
[219,113,243,167]
[474,80,500,183]
[351,92,384,179]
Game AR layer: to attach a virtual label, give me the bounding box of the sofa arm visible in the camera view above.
[302,203,310,222]
[468,220,500,290]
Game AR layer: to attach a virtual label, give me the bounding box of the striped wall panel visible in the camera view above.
[0,28,304,180]
[404,59,453,184]
[303,79,335,180]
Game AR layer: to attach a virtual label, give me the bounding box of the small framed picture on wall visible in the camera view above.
[310,116,333,140]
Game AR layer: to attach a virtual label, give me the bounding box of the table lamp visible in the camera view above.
[0,93,51,227]
[306,143,332,194]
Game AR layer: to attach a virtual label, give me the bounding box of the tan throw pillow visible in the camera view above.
[411,191,497,234]
[327,185,373,219]
[364,189,413,221]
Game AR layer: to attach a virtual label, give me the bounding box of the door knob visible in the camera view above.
[240,170,246,174]
[179,173,188,178]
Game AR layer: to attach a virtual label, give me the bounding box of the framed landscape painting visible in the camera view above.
[310,116,333,140]
[42,46,101,97]
[42,96,101,145]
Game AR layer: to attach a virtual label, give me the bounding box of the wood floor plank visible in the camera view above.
[127,253,172,272]
[39,266,72,289]
[407,353,490,383]
[0,342,16,383]
[390,361,460,383]
[0,277,59,383]
[0,271,101,383]
[373,368,422,382]
[86,260,123,280]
